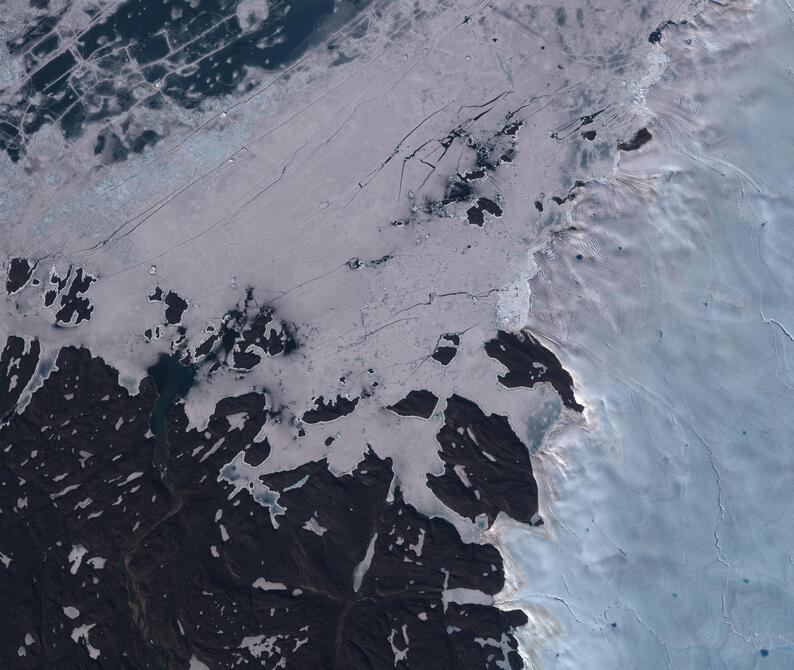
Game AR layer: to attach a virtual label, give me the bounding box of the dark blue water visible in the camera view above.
[1,0,373,161]
[147,353,196,475]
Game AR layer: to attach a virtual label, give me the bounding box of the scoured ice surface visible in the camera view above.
[488,2,794,667]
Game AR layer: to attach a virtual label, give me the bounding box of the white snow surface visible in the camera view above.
[487,2,794,668]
